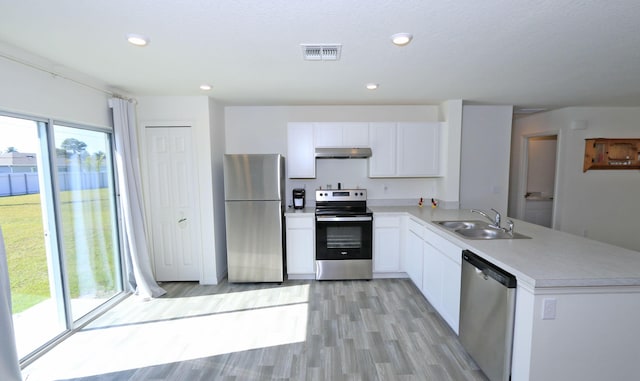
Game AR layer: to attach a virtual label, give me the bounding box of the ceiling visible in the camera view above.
[1,0,640,109]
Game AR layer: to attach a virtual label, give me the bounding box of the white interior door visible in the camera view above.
[144,126,200,281]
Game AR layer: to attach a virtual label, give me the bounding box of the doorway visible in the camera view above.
[522,135,557,228]
[142,126,200,281]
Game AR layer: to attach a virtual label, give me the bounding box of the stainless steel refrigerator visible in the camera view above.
[223,154,286,282]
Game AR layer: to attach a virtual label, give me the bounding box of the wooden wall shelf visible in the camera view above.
[584,138,640,172]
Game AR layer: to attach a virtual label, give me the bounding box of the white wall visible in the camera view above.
[437,100,463,208]
[460,105,513,213]
[136,96,220,284]
[0,43,111,128]
[224,105,464,206]
[510,107,640,252]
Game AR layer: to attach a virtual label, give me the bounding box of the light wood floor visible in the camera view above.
[23,279,486,381]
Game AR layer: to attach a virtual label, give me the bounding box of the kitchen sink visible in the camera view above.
[436,220,489,230]
[433,220,531,240]
[455,227,530,240]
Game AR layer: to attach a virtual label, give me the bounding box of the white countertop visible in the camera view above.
[285,207,315,215]
[370,206,640,289]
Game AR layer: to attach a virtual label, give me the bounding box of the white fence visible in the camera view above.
[0,172,109,196]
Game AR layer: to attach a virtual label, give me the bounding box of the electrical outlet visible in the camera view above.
[542,298,557,320]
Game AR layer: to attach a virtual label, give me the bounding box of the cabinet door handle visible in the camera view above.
[178,218,187,223]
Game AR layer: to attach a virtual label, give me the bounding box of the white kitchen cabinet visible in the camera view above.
[287,123,315,178]
[397,122,440,177]
[314,122,369,147]
[422,227,462,333]
[405,217,424,288]
[285,213,315,277]
[368,122,441,177]
[440,254,461,333]
[421,241,442,306]
[373,214,402,273]
[342,123,370,147]
[368,123,397,177]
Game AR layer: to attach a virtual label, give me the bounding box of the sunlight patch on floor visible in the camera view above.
[23,284,310,380]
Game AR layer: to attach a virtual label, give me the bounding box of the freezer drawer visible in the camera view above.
[225,200,284,282]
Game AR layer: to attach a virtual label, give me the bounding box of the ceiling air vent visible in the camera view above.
[301,44,342,61]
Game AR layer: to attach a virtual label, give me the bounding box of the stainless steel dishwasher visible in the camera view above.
[459,250,517,381]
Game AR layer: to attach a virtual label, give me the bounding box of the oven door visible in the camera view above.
[315,215,372,260]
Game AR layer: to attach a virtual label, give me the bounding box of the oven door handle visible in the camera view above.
[316,216,372,222]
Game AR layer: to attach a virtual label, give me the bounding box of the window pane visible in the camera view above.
[0,115,66,358]
[54,125,121,321]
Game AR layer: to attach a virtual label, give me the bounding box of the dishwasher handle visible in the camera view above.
[462,250,517,288]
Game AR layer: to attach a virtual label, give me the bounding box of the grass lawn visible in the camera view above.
[0,193,49,313]
[0,190,120,314]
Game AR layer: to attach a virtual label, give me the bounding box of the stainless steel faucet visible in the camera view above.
[471,208,502,229]
[471,208,515,235]
[505,219,514,235]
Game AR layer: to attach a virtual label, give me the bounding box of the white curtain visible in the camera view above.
[109,98,165,299]
[0,226,22,381]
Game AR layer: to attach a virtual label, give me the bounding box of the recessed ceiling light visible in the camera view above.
[199,84,212,91]
[127,34,149,47]
[391,33,413,46]
[366,83,379,90]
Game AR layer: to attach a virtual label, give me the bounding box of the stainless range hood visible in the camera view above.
[315,147,372,159]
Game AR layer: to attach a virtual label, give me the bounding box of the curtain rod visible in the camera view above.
[0,51,134,102]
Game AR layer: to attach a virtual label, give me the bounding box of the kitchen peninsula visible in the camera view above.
[286,204,640,380]
[369,206,640,381]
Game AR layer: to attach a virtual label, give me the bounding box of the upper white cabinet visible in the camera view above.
[369,122,441,178]
[286,121,440,178]
[397,122,440,177]
[287,122,368,178]
[314,122,369,147]
[368,123,397,177]
[287,123,315,178]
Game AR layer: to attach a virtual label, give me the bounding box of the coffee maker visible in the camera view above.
[292,188,305,209]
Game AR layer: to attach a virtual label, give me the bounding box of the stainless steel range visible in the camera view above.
[315,189,373,280]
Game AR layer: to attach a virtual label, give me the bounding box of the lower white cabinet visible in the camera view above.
[422,227,462,333]
[285,213,315,277]
[405,217,424,287]
[421,242,442,306]
[373,214,403,273]
[440,254,461,333]
[403,216,462,333]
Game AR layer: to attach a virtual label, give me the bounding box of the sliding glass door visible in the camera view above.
[0,113,123,361]
[53,124,122,322]
[0,115,65,359]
